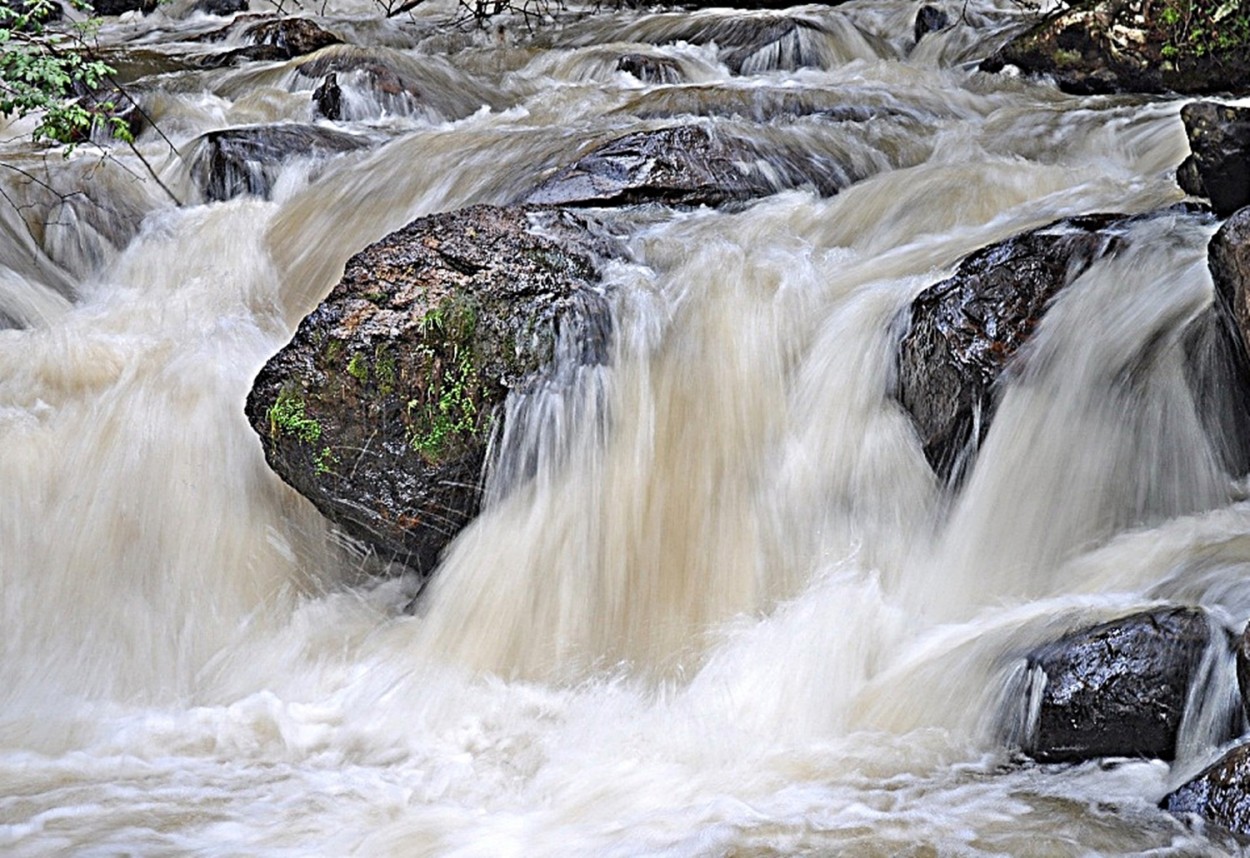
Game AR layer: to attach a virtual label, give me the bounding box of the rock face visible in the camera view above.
[913,5,949,45]
[245,205,612,573]
[242,17,341,58]
[1162,742,1250,835]
[894,215,1122,481]
[524,124,849,208]
[1177,103,1250,218]
[89,0,156,15]
[979,3,1250,95]
[1021,607,1219,763]
[187,124,368,202]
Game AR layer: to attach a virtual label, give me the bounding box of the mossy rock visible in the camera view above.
[246,204,613,574]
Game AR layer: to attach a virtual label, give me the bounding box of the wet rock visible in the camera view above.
[294,46,503,122]
[312,73,343,121]
[523,124,849,208]
[894,215,1123,481]
[1177,103,1250,218]
[979,2,1250,95]
[242,17,341,58]
[88,0,156,15]
[913,4,949,44]
[1162,741,1250,834]
[1238,621,1250,719]
[187,124,368,202]
[193,0,248,15]
[1021,607,1218,763]
[616,53,684,85]
[1183,209,1250,477]
[245,205,613,573]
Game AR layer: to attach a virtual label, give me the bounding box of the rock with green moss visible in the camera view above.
[245,204,613,574]
[980,0,1250,95]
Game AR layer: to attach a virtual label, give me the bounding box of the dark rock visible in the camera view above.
[1177,103,1250,218]
[294,47,503,123]
[1162,741,1250,834]
[245,205,613,573]
[88,0,156,15]
[186,124,368,202]
[913,4,949,44]
[242,17,341,58]
[979,3,1250,95]
[894,215,1123,482]
[523,124,850,209]
[66,80,145,145]
[193,0,247,15]
[1181,210,1250,477]
[1238,621,1250,719]
[616,53,684,85]
[312,73,343,121]
[1022,607,1217,763]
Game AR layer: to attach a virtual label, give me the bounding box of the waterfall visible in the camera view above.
[1,0,1248,853]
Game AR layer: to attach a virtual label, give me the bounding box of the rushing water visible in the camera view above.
[3,0,1250,853]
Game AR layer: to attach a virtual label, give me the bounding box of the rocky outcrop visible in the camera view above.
[1162,742,1250,835]
[894,215,1123,481]
[186,124,369,202]
[1020,607,1222,763]
[616,53,684,85]
[293,46,503,123]
[193,0,248,15]
[89,0,157,15]
[1210,208,1250,358]
[979,1,1250,95]
[1177,103,1250,218]
[913,5,949,45]
[243,17,341,58]
[523,124,851,208]
[245,205,613,573]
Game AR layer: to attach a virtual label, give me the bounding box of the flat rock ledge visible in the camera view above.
[246,204,612,574]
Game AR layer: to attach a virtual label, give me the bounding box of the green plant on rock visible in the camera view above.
[408,351,479,462]
[268,390,338,475]
[1153,0,1250,58]
[346,351,368,383]
[0,0,133,146]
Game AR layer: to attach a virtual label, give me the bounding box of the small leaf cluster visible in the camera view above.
[1154,0,1250,59]
[0,0,132,146]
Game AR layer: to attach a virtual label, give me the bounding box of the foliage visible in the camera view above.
[267,390,336,474]
[408,351,479,462]
[0,0,132,147]
[1152,0,1250,59]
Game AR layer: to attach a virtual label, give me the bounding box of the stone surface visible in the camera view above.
[242,17,341,58]
[1022,607,1217,763]
[523,124,849,208]
[1163,741,1250,835]
[616,53,684,85]
[89,0,156,15]
[312,72,343,120]
[913,4,949,44]
[894,215,1123,481]
[187,124,368,202]
[193,0,248,16]
[979,3,1250,95]
[1177,102,1250,218]
[245,205,613,573]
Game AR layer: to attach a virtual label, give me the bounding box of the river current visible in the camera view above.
[3,0,1250,853]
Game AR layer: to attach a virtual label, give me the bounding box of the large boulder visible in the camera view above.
[523,124,851,208]
[1178,103,1250,218]
[186,124,369,202]
[1162,741,1250,835]
[1020,607,1224,763]
[245,205,613,573]
[894,215,1123,481]
[979,0,1250,95]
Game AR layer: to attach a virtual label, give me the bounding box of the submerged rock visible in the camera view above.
[979,1,1250,95]
[245,205,613,573]
[242,17,341,58]
[1162,742,1250,835]
[1177,103,1250,218]
[615,53,684,85]
[912,4,949,45]
[187,124,368,202]
[894,215,1123,481]
[523,124,849,208]
[1021,607,1220,763]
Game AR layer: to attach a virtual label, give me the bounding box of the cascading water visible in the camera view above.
[3,0,1250,852]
